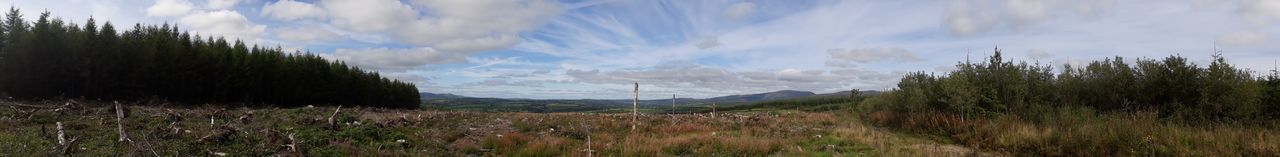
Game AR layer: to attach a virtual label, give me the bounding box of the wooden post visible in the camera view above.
[632,82,638,131]
[712,103,716,118]
[583,122,593,157]
[586,134,592,157]
[671,94,676,115]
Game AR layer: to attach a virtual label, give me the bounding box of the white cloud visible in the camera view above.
[430,34,521,52]
[827,47,925,64]
[723,2,756,19]
[1218,31,1267,47]
[398,0,564,52]
[565,63,899,94]
[179,10,266,40]
[146,0,195,17]
[1240,0,1280,24]
[944,0,1117,36]
[321,0,417,33]
[329,47,466,72]
[1005,0,1050,29]
[261,0,326,21]
[207,0,239,9]
[944,0,999,36]
[274,27,339,43]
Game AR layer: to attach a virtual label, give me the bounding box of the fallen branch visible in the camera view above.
[198,126,237,143]
[133,132,162,157]
[60,137,78,155]
[327,106,343,128]
[4,102,57,109]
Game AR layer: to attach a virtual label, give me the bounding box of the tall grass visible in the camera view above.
[864,107,1280,156]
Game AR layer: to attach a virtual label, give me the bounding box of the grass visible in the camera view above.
[12,98,1263,156]
[864,107,1280,156]
[0,99,972,156]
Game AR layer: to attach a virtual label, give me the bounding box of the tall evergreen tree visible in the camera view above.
[0,8,421,108]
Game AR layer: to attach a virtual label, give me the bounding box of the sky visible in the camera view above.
[2,0,1279,99]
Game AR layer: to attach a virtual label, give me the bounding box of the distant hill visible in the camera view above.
[422,90,832,112]
[420,92,468,100]
[720,90,883,112]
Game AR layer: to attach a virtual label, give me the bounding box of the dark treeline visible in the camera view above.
[0,8,420,108]
[873,47,1280,122]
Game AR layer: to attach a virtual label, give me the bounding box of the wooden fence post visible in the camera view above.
[632,82,638,131]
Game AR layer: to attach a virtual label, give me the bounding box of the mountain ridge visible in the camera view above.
[421,90,818,102]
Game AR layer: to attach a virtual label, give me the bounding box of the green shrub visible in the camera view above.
[883,48,1271,122]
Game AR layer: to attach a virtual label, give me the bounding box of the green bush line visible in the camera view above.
[866,47,1280,122]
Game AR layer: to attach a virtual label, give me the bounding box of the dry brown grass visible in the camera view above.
[0,100,995,156]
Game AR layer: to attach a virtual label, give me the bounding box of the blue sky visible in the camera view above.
[4,0,1280,99]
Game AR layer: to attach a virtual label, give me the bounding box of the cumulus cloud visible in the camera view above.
[206,0,239,9]
[1004,0,1050,28]
[944,2,996,36]
[262,0,326,21]
[306,0,561,54]
[398,0,563,52]
[321,0,417,33]
[827,47,925,64]
[179,10,266,40]
[943,0,1116,36]
[723,2,756,19]
[328,47,466,72]
[1239,0,1280,24]
[147,0,195,17]
[274,27,339,43]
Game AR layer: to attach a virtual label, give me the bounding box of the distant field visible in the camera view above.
[0,100,986,156]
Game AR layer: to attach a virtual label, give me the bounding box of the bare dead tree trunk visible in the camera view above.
[115,102,129,143]
[287,132,302,154]
[56,121,79,155]
[632,82,638,131]
[56,122,66,145]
